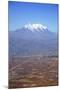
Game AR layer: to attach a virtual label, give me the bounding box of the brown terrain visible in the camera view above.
[9,56,58,88]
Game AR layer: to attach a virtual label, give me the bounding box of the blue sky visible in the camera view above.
[8,1,58,32]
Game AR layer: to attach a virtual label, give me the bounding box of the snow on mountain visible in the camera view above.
[24,23,48,32]
[9,23,57,57]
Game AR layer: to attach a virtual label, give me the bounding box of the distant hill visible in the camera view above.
[9,24,58,57]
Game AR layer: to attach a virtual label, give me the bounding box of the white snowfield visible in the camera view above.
[24,23,48,32]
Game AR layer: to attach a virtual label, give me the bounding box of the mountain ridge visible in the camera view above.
[9,24,58,57]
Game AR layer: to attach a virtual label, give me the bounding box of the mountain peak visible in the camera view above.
[24,23,48,32]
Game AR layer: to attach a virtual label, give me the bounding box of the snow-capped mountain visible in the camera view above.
[24,23,48,32]
[9,23,58,57]
[9,23,52,40]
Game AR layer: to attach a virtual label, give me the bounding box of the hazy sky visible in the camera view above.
[8,1,58,32]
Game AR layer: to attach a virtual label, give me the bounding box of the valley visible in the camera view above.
[9,56,58,88]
